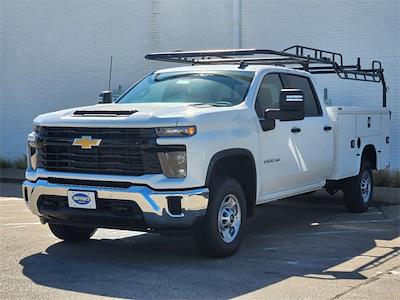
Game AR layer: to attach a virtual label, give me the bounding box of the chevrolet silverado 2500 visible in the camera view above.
[23,46,390,257]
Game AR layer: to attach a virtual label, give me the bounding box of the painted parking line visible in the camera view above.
[0,197,23,201]
[259,228,387,238]
[3,222,41,226]
[93,229,147,239]
[317,219,399,225]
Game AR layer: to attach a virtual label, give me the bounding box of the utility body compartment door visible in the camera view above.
[326,107,390,180]
[331,112,358,178]
[379,113,390,169]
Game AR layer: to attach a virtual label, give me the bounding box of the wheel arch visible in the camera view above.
[360,144,377,170]
[205,148,257,217]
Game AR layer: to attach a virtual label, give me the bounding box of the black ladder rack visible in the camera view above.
[145,45,387,107]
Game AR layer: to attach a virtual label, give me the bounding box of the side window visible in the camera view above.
[283,74,321,117]
[255,74,283,118]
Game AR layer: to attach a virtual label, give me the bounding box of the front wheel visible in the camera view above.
[48,223,97,242]
[194,177,247,258]
[343,161,373,213]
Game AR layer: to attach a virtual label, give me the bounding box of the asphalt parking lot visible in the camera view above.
[0,182,399,300]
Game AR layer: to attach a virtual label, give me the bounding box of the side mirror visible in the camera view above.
[278,89,305,121]
[264,89,304,122]
[98,91,113,104]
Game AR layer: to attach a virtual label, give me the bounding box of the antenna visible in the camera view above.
[108,55,113,91]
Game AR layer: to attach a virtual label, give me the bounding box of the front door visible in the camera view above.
[255,73,303,197]
[255,72,332,201]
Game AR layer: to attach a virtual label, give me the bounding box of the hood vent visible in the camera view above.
[73,110,137,117]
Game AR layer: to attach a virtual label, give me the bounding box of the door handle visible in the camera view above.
[291,127,301,133]
[324,126,332,131]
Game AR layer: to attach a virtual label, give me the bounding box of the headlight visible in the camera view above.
[27,131,43,149]
[156,126,196,137]
[27,132,39,170]
[158,151,187,178]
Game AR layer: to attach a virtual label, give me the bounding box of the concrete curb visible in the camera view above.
[0,168,25,183]
[373,187,400,204]
[1,168,399,204]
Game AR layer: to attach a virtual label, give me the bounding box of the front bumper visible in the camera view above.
[22,179,209,231]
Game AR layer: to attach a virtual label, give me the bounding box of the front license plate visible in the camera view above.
[68,191,97,209]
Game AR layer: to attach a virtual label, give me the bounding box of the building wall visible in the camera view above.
[241,0,399,168]
[1,0,399,168]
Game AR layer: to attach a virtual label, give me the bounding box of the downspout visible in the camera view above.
[232,0,241,49]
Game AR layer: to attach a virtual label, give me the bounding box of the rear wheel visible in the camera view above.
[343,161,373,213]
[48,223,97,242]
[194,177,247,258]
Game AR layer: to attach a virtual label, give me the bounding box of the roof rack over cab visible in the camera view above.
[145,45,387,107]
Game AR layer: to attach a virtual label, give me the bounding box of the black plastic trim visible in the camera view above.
[38,195,148,231]
[73,110,137,116]
[205,148,257,216]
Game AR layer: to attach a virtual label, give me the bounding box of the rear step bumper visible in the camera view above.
[22,179,209,231]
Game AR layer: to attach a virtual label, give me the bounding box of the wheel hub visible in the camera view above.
[360,170,372,203]
[218,194,241,243]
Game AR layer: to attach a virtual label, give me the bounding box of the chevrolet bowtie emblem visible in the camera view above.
[72,136,101,149]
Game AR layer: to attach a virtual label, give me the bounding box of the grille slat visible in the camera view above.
[40,152,144,159]
[37,127,162,176]
[42,140,148,147]
[39,159,147,168]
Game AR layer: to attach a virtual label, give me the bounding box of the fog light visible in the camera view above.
[158,151,187,178]
[167,196,183,215]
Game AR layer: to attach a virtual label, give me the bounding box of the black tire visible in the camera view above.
[194,177,247,258]
[48,223,97,242]
[343,161,373,213]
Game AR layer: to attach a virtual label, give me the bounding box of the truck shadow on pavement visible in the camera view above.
[19,192,400,299]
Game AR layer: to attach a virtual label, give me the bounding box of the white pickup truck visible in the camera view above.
[23,46,390,257]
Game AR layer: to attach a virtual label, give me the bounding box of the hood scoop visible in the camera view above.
[73,110,138,117]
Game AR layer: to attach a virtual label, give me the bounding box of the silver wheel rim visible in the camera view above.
[360,170,372,203]
[218,194,241,243]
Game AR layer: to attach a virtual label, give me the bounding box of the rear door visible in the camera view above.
[280,74,333,186]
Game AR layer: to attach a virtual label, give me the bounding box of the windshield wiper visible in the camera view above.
[154,72,232,82]
[190,101,234,107]
[154,73,192,82]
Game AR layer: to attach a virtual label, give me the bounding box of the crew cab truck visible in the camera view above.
[23,46,390,257]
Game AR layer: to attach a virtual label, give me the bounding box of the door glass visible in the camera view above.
[284,74,321,116]
[255,74,283,118]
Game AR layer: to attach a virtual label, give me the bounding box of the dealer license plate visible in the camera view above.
[67,190,97,209]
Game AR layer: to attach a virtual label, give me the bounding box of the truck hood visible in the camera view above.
[33,102,230,127]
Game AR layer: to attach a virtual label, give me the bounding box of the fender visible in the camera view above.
[205,148,257,216]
